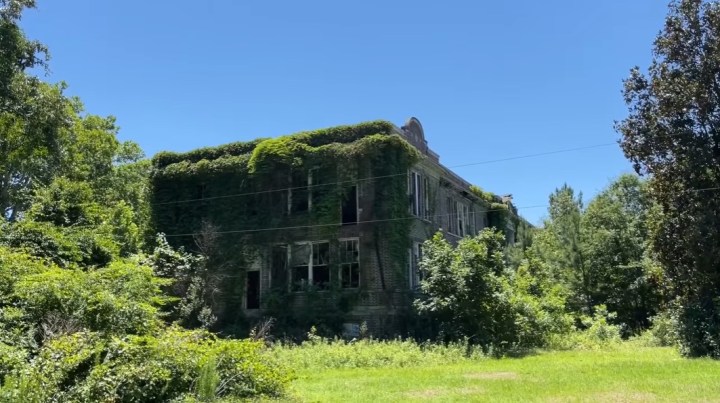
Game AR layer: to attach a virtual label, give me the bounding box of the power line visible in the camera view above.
[152,142,617,206]
[163,205,549,238]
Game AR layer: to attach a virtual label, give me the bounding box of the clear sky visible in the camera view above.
[22,1,669,225]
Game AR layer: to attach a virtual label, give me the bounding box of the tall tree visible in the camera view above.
[582,174,663,332]
[533,185,590,313]
[0,0,72,220]
[616,0,720,356]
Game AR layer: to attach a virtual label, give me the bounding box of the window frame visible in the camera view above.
[338,238,360,289]
[289,240,330,291]
[409,241,423,289]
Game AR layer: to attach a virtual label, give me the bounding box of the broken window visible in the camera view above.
[290,241,330,291]
[339,239,360,288]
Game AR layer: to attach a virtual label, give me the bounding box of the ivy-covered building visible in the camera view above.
[150,117,521,336]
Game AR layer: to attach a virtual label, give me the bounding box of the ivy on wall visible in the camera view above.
[150,121,421,329]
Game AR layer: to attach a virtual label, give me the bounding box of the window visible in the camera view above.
[409,171,424,217]
[409,241,423,289]
[289,170,309,213]
[457,202,469,237]
[290,241,330,291]
[339,239,360,288]
[423,177,431,220]
[447,196,458,234]
[341,185,358,225]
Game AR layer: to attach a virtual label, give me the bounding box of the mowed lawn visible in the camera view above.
[288,347,720,402]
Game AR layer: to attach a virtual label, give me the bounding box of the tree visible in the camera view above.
[532,178,662,333]
[582,174,664,333]
[616,0,720,356]
[414,229,572,352]
[532,185,590,313]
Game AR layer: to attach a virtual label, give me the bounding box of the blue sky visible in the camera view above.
[23,1,669,224]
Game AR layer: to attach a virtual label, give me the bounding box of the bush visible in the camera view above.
[548,305,623,351]
[0,328,292,402]
[414,231,573,354]
[13,261,166,336]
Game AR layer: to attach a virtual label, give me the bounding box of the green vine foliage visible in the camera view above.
[150,121,420,331]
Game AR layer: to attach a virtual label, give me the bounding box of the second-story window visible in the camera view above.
[423,177,431,220]
[289,170,309,214]
[341,185,358,225]
[457,202,469,237]
[409,171,424,217]
[447,196,458,234]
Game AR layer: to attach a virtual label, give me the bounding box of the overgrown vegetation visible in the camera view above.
[3,0,720,400]
[150,119,421,334]
[617,0,720,358]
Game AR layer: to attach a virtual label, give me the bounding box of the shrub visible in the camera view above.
[13,262,166,336]
[0,328,292,402]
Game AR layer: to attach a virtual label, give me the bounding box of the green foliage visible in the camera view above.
[531,177,663,334]
[414,230,572,354]
[617,0,720,358]
[0,220,117,268]
[12,261,165,336]
[151,121,420,330]
[0,328,291,402]
[146,233,222,329]
[270,327,482,370]
[0,244,292,400]
[26,178,102,227]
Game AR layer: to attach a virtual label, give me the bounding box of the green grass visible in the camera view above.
[286,347,720,402]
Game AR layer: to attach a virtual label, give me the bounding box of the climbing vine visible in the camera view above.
[150,121,420,331]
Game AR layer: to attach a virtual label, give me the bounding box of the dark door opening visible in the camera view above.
[342,185,358,225]
[246,271,260,310]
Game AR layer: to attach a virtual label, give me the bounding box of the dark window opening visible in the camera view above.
[246,271,260,309]
[341,185,358,225]
[291,170,308,213]
[271,245,288,288]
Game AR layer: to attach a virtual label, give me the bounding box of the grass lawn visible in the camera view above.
[287,347,720,402]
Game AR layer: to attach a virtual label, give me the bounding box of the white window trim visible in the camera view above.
[290,240,329,291]
[288,168,318,215]
[409,241,423,289]
[409,170,422,217]
[338,237,360,288]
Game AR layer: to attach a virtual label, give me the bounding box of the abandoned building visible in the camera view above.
[150,117,523,336]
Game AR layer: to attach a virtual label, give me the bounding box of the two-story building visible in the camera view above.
[150,117,522,335]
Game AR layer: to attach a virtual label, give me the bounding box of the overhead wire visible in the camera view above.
[151,143,617,206]
[162,205,549,238]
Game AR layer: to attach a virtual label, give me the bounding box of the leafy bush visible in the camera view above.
[0,328,291,402]
[0,221,116,268]
[548,305,623,351]
[414,230,573,354]
[13,261,166,336]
